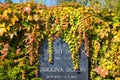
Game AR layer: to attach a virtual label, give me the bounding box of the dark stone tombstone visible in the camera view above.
[39,38,88,80]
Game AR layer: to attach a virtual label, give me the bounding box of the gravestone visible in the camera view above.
[39,38,88,80]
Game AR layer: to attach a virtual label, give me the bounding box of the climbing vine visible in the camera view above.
[0,2,120,80]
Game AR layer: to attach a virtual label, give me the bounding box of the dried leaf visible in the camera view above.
[9,33,14,39]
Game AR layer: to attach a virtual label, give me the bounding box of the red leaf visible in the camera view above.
[1,50,7,55]
[1,3,9,7]
[94,67,101,74]
[29,52,34,65]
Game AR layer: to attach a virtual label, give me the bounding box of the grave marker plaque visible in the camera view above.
[39,38,88,80]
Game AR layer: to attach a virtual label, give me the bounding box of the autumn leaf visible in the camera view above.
[1,50,7,60]
[29,52,34,66]
[9,33,14,39]
[0,15,4,19]
[33,14,39,21]
[14,59,18,63]
[28,46,33,51]
[16,48,21,56]
[112,35,120,42]
[100,69,108,78]
[11,16,18,25]
[98,32,105,39]
[1,3,9,8]
[0,28,6,36]
[3,10,8,17]
[35,70,38,78]
[27,15,33,21]
[27,37,34,44]
[18,61,24,67]
[115,77,120,80]
[94,67,101,74]
[94,67,108,78]
[7,8,12,14]
[6,24,12,31]
[4,43,9,50]
[22,6,31,13]
[22,70,25,79]
[113,23,119,28]
[0,23,6,36]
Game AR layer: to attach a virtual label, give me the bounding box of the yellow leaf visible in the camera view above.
[111,13,115,16]
[27,3,31,7]
[17,57,25,67]
[0,28,6,36]
[7,8,12,14]
[0,23,5,27]
[6,24,12,31]
[11,18,15,25]
[112,35,120,42]
[3,10,8,17]
[27,15,33,21]
[0,23,6,36]
[11,16,18,25]
[18,61,24,67]
[9,33,14,39]
[22,13,26,20]
[115,77,120,80]
[113,23,119,28]
[33,14,39,21]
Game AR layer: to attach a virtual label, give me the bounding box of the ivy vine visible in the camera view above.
[0,2,120,80]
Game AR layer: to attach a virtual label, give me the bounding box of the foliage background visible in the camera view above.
[0,1,120,80]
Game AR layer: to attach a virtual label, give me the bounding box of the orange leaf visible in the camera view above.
[100,69,108,78]
[94,67,101,74]
[29,52,34,65]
